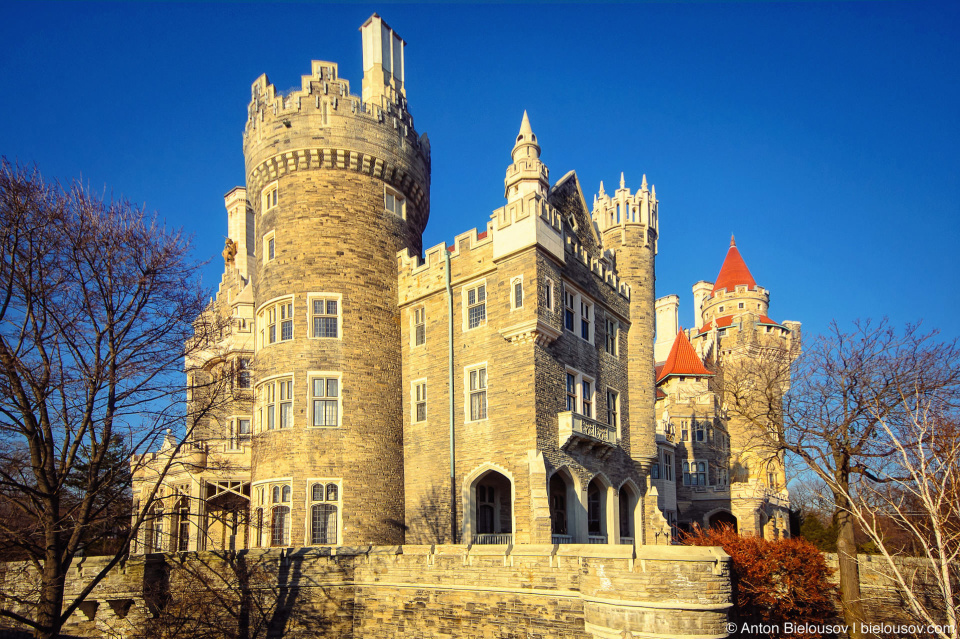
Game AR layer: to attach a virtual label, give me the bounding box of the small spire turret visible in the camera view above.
[504,110,549,201]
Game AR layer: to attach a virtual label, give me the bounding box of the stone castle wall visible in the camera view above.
[0,545,732,639]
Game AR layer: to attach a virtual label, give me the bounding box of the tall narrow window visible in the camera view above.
[311,376,340,427]
[263,230,276,264]
[564,290,575,331]
[605,318,618,356]
[663,453,673,481]
[580,300,592,341]
[468,366,487,421]
[414,307,425,346]
[265,382,276,430]
[512,278,523,309]
[566,373,577,412]
[267,306,277,344]
[414,381,427,422]
[606,390,619,431]
[237,418,251,444]
[279,380,293,428]
[385,188,405,217]
[581,379,593,418]
[235,358,251,389]
[272,506,290,546]
[312,298,339,338]
[466,284,486,329]
[544,279,554,311]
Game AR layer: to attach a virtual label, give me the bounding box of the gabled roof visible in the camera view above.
[697,315,736,335]
[711,235,756,297]
[656,329,713,382]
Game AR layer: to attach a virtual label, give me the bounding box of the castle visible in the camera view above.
[132,13,798,557]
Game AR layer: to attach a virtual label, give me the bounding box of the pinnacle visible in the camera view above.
[518,110,534,139]
[599,180,605,196]
[641,174,648,190]
[619,172,625,189]
[730,234,736,247]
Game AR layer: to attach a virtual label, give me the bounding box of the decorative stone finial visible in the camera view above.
[599,181,605,196]
[641,174,648,190]
[730,234,736,247]
[619,172,625,189]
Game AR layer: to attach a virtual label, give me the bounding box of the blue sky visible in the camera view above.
[1,2,957,340]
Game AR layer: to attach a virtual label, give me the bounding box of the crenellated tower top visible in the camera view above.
[591,173,659,253]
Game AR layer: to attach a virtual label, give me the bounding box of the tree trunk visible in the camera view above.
[35,556,64,639]
[835,500,866,639]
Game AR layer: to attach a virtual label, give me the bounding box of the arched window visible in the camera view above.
[272,485,280,503]
[309,480,340,545]
[476,485,495,535]
[271,506,290,546]
[151,507,164,553]
[281,485,291,502]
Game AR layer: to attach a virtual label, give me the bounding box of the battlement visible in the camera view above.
[592,173,659,236]
[243,60,427,158]
[564,234,631,299]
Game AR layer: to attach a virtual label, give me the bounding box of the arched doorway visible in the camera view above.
[587,476,611,543]
[617,481,640,544]
[707,510,738,534]
[469,469,513,545]
[549,469,576,543]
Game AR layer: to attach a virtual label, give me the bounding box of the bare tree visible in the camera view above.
[722,319,960,639]
[0,159,221,638]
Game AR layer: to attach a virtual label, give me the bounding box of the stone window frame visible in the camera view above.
[252,478,293,547]
[564,368,595,420]
[225,414,252,452]
[604,316,619,357]
[307,292,342,340]
[543,277,555,313]
[262,229,276,265]
[662,451,674,482]
[384,185,406,220]
[262,180,279,213]
[257,295,295,349]
[510,276,523,311]
[682,459,708,487]
[412,305,426,347]
[305,478,342,546]
[464,362,488,423]
[462,278,488,332]
[255,373,295,432]
[605,387,620,439]
[561,281,594,344]
[412,378,427,423]
[307,371,341,428]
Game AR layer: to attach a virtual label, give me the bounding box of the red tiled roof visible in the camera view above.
[711,235,756,297]
[758,315,781,326]
[476,231,488,240]
[656,387,666,399]
[697,315,736,335]
[657,329,713,382]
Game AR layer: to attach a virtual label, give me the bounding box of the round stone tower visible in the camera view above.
[591,174,659,466]
[243,14,430,545]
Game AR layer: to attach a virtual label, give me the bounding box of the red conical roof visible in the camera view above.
[657,329,713,382]
[711,235,756,297]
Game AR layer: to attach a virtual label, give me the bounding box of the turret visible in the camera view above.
[591,175,659,466]
[504,111,549,203]
[241,14,430,546]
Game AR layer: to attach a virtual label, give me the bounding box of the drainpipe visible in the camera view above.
[445,246,457,544]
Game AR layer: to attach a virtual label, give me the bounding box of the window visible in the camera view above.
[263,230,276,264]
[606,389,619,436]
[681,420,689,442]
[385,187,405,217]
[310,481,340,545]
[544,278,554,312]
[257,377,292,431]
[228,417,252,450]
[767,471,778,489]
[738,303,744,309]
[310,376,340,427]
[563,289,575,331]
[413,380,426,422]
[564,370,595,418]
[467,365,487,421]
[235,358,251,389]
[466,283,486,329]
[254,508,264,547]
[258,298,294,348]
[605,318,618,356]
[263,183,278,211]
[272,506,290,546]
[683,460,708,486]
[512,277,523,310]
[413,307,425,346]
[663,452,673,481]
[650,462,660,479]
[311,296,340,339]
[580,300,592,341]
[695,420,705,443]
[279,380,293,428]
